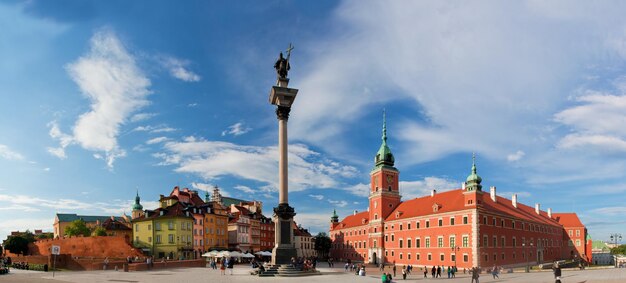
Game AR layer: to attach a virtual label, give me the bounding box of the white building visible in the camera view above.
[293,223,317,258]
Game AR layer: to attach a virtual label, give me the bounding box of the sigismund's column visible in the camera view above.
[269,44,299,265]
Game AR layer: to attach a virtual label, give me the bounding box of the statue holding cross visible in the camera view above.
[274,43,294,80]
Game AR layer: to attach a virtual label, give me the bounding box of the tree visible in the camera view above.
[314,232,332,259]
[92,226,107,237]
[611,244,626,255]
[65,219,91,237]
[3,235,30,255]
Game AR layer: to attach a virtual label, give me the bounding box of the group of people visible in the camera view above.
[422,265,458,278]
[0,257,12,275]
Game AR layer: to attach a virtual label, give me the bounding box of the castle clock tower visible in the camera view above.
[368,111,401,265]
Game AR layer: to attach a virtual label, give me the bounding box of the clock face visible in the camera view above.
[387,174,393,184]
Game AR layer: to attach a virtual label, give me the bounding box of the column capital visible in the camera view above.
[273,203,296,219]
[276,106,291,120]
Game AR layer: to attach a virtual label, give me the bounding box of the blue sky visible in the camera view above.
[1,0,626,244]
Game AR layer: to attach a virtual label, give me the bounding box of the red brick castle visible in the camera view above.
[329,115,591,268]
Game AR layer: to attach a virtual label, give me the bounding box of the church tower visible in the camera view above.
[368,111,401,264]
[131,190,144,219]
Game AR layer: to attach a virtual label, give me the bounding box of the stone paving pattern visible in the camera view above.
[2,265,626,283]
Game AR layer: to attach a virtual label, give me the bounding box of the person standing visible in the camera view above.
[393,264,397,277]
[447,266,451,278]
[402,266,407,280]
[386,272,393,283]
[431,266,436,278]
[227,257,234,275]
[220,259,226,275]
[103,257,109,270]
[382,273,387,283]
[451,265,456,278]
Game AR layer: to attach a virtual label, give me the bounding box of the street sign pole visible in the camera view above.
[53,254,56,277]
[51,245,60,277]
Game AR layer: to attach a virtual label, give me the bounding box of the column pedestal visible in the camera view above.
[272,203,297,264]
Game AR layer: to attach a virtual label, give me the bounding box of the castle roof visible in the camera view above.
[336,211,369,229]
[56,213,126,224]
[552,213,584,227]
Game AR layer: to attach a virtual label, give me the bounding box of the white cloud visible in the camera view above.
[49,30,151,168]
[130,112,157,123]
[309,194,324,200]
[0,144,24,161]
[0,218,54,241]
[44,167,50,172]
[188,103,198,107]
[221,122,251,136]
[591,206,626,215]
[328,199,348,207]
[343,183,370,198]
[507,150,525,162]
[133,125,177,133]
[0,193,158,215]
[158,56,201,82]
[290,1,626,167]
[400,177,460,200]
[154,137,357,192]
[557,134,626,152]
[146,136,169,145]
[234,185,255,194]
[294,213,332,235]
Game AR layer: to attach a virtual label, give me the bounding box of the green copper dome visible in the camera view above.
[374,110,395,168]
[132,190,143,211]
[331,208,339,222]
[465,153,482,191]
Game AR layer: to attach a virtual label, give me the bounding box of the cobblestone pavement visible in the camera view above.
[1,265,625,283]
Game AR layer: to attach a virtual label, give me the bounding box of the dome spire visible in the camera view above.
[374,109,395,168]
[465,152,482,191]
[331,208,339,223]
[132,189,143,211]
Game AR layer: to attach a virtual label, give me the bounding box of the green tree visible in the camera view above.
[611,244,626,255]
[65,219,91,237]
[92,226,107,236]
[314,232,332,259]
[3,235,30,255]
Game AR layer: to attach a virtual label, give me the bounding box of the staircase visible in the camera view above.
[256,264,322,277]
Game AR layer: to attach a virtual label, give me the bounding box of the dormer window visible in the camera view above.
[432,203,440,212]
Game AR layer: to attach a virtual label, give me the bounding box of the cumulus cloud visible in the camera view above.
[130,112,157,123]
[400,177,460,200]
[328,199,348,208]
[153,136,358,192]
[291,0,626,167]
[507,150,526,162]
[234,185,255,194]
[0,193,158,215]
[146,136,169,145]
[309,194,324,200]
[49,30,151,168]
[221,122,251,136]
[158,56,201,82]
[0,144,24,161]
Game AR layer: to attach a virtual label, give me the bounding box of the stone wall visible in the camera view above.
[29,236,143,258]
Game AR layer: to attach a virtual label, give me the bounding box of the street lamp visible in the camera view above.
[610,233,622,247]
[522,241,533,272]
[451,246,460,268]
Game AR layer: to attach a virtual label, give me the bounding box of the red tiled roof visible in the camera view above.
[385,189,466,221]
[132,202,191,221]
[337,211,369,229]
[388,189,560,226]
[552,213,584,227]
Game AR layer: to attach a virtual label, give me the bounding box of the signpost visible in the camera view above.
[51,245,60,277]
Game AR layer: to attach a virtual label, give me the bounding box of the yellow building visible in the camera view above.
[132,198,194,259]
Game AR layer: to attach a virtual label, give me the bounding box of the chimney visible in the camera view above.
[548,208,552,218]
[535,203,540,215]
[490,186,497,202]
[512,194,518,208]
[431,189,437,197]
[353,210,358,216]
[462,182,466,190]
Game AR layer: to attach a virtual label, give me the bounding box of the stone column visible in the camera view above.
[269,77,298,265]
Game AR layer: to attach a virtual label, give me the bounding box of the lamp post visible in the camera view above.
[451,246,460,268]
[610,233,622,247]
[522,243,528,272]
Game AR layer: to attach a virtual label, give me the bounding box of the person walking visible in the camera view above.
[402,266,407,280]
[423,266,428,278]
[227,257,234,275]
[220,259,226,275]
[393,264,397,277]
[386,272,393,283]
[492,265,499,279]
[447,266,451,278]
[553,262,562,282]
[471,267,480,283]
[451,266,456,278]
[382,273,387,283]
[431,266,436,278]
[436,265,441,278]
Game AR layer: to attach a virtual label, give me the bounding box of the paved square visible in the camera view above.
[2,265,626,283]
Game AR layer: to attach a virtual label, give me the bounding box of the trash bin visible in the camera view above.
[44,264,48,272]
[123,263,129,272]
